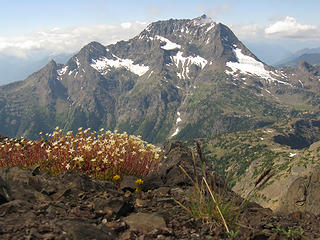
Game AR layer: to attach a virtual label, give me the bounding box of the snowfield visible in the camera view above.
[91,55,149,76]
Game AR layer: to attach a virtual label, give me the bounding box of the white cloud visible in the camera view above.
[147,5,162,17]
[229,24,265,40]
[207,4,231,19]
[120,22,132,29]
[197,3,231,21]
[230,16,320,41]
[0,21,147,58]
[265,16,320,39]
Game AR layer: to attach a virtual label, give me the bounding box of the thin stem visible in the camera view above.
[203,177,230,233]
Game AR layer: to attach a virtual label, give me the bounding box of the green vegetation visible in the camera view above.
[272,225,307,239]
[201,119,320,207]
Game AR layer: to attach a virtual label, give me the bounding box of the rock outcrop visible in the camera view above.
[279,165,320,215]
[0,142,320,239]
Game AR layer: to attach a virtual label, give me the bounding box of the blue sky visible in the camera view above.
[0,0,319,58]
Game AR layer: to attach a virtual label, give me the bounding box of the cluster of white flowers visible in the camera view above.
[0,127,163,180]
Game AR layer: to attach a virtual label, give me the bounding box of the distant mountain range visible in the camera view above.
[276,47,320,67]
[0,53,72,86]
[1,15,320,143]
[244,42,293,65]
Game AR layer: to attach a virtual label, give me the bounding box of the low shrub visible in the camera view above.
[0,127,162,181]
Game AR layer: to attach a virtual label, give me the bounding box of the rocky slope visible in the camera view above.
[1,15,320,143]
[1,141,320,239]
[201,119,320,213]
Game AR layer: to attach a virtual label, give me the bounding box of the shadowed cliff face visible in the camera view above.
[273,120,320,149]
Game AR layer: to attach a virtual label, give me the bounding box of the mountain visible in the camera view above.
[0,53,72,86]
[278,53,320,67]
[276,47,320,67]
[1,15,320,142]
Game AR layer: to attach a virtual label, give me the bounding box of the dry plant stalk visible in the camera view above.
[241,168,274,207]
[203,177,230,233]
[195,140,204,163]
[176,142,232,234]
[173,199,192,215]
[257,171,274,190]
[178,165,195,186]
[254,168,271,187]
[191,150,199,188]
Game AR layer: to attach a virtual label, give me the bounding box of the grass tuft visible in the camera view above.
[174,140,274,235]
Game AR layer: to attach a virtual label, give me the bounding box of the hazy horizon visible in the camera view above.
[0,0,319,59]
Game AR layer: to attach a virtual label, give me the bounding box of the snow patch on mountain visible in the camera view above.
[172,51,208,79]
[299,80,304,87]
[171,112,182,137]
[155,35,181,50]
[57,66,68,76]
[91,55,149,76]
[206,23,216,32]
[226,48,291,85]
[171,127,180,137]
[75,57,80,68]
[289,153,297,157]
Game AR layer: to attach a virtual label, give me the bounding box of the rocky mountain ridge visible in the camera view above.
[0,15,320,143]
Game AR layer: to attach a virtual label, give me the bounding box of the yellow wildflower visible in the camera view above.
[135,179,144,185]
[113,175,120,181]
